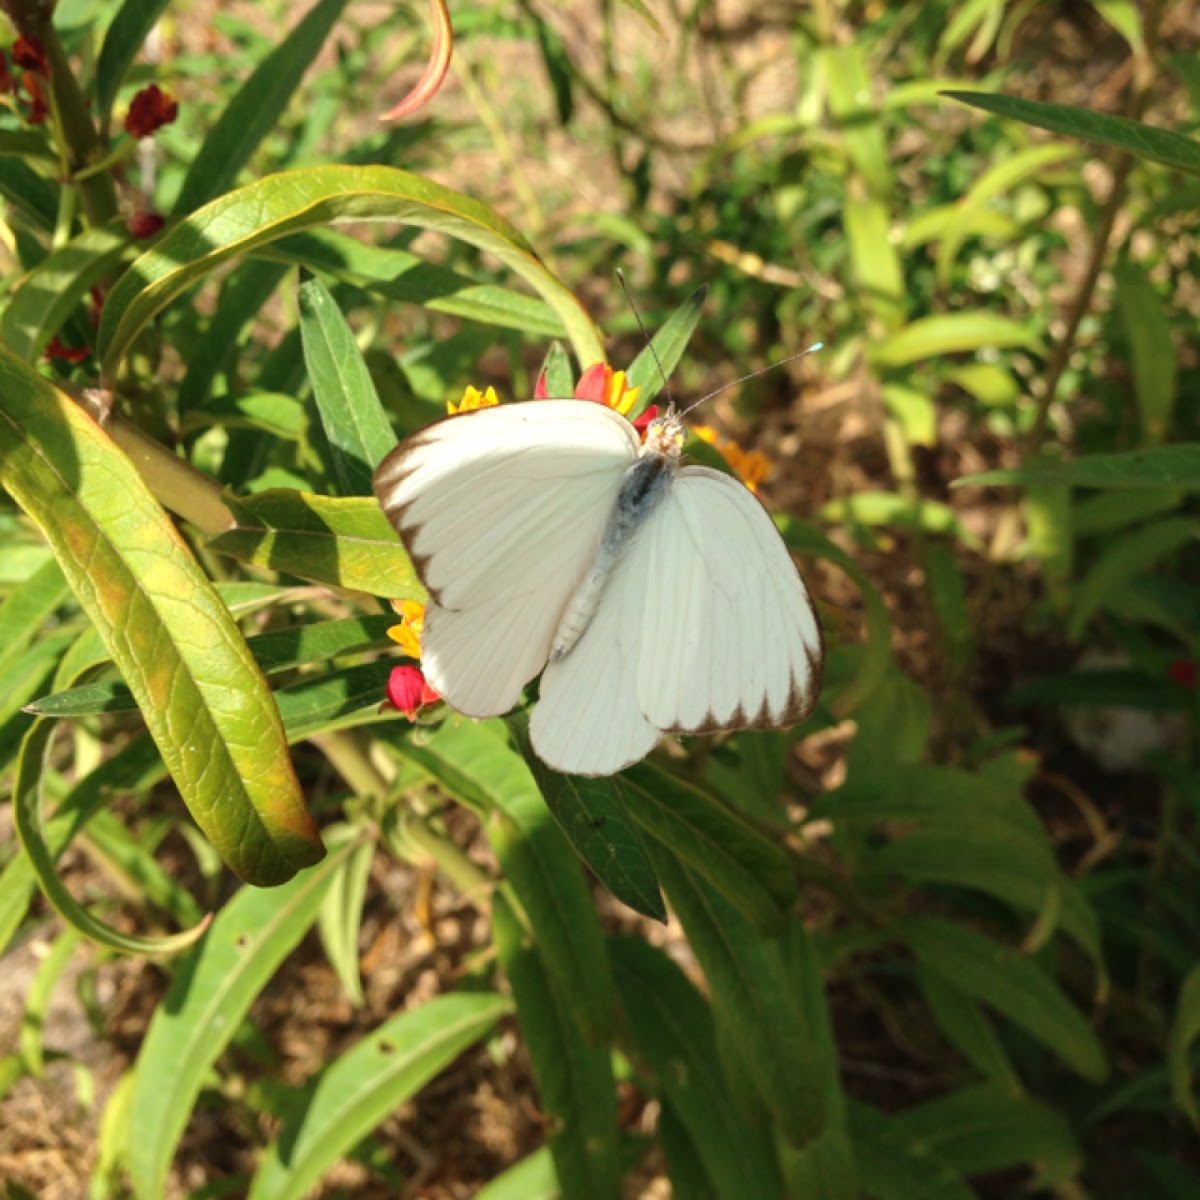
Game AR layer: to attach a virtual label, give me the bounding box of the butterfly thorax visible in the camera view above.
[549,417,680,663]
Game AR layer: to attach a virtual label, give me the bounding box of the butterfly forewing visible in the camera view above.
[373,401,640,718]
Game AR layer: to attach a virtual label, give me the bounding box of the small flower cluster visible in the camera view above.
[381,600,441,719]
[43,287,105,365]
[2,35,50,125]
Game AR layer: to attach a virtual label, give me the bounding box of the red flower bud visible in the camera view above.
[44,335,90,363]
[20,70,47,124]
[1168,659,1197,687]
[11,35,48,74]
[384,665,440,719]
[124,84,178,138]
[126,211,166,239]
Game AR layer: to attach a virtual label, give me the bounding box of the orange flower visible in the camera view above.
[693,426,770,493]
[535,361,657,434]
[387,599,426,658]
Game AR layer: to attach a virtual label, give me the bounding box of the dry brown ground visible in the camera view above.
[3,1,1196,1196]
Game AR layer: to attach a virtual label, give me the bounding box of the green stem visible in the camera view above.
[315,729,495,903]
[5,3,120,226]
[1022,0,1166,453]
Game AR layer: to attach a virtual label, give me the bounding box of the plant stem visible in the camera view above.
[3,1,119,225]
[1022,0,1166,452]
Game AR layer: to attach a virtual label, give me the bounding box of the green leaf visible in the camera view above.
[778,518,892,713]
[622,762,795,929]
[99,165,603,385]
[407,720,613,1041]
[275,661,396,740]
[28,616,397,717]
[1,223,128,361]
[922,540,973,677]
[297,274,398,494]
[0,557,69,678]
[824,43,892,195]
[819,490,982,548]
[845,196,904,330]
[0,736,164,957]
[537,341,576,399]
[625,285,708,410]
[511,718,665,921]
[19,926,83,1077]
[95,0,172,119]
[842,670,932,773]
[14,721,210,955]
[885,1083,1080,1181]
[882,384,936,447]
[172,0,350,214]
[959,443,1200,489]
[900,918,1108,1082]
[178,260,292,411]
[849,1102,975,1200]
[247,992,512,1199]
[1068,516,1199,639]
[316,833,376,1006]
[1114,259,1178,445]
[943,91,1200,176]
[210,491,421,597]
[474,1148,559,1200]
[1023,471,1073,611]
[82,808,206,929]
[917,973,1019,1085]
[0,353,323,885]
[646,846,827,1147]
[0,157,57,228]
[1168,961,1200,1125]
[1073,487,1184,534]
[610,936,784,1200]
[871,313,1040,368]
[934,143,1079,289]
[492,894,622,1200]
[269,229,566,338]
[125,837,360,1200]
[1090,0,1145,53]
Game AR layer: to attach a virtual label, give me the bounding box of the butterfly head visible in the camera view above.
[642,409,685,461]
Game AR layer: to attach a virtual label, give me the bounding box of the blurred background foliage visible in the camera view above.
[2,0,1200,1196]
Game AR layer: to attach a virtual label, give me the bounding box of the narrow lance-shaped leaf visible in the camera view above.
[98,165,604,384]
[248,992,513,1200]
[172,0,350,214]
[96,0,173,119]
[492,895,622,1200]
[297,273,398,494]
[943,91,1200,177]
[959,444,1200,490]
[14,720,211,955]
[508,713,666,922]
[0,350,324,884]
[625,285,708,412]
[126,837,361,1200]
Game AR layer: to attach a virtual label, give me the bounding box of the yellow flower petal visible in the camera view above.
[448,385,500,414]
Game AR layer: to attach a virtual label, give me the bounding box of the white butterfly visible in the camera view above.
[374,398,823,776]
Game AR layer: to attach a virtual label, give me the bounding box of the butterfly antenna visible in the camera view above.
[677,342,823,420]
[617,268,676,411]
